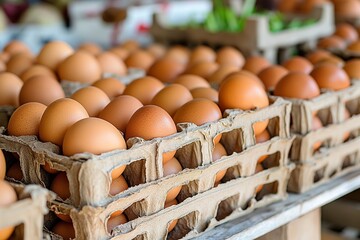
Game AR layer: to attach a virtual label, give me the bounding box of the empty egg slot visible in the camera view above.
[133,233,148,240]
[122,159,146,187]
[215,194,239,221]
[220,128,244,155]
[255,181,279,201]
[167,211,198,240]
[342,152,358,170]
[259,151,281,170]
[316,107,334,127]
[346,98,360,116]
[313,167,326,183]
[222,164,242,183]
[123,199,147,221]
[175,140,202,169]
[176,181,198,203]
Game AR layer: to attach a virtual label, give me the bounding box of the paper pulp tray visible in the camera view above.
[46,136,294,240]
[150,3,334,63]
[288,114,360,193]
[0,105,15,127]
[0,181,54,240]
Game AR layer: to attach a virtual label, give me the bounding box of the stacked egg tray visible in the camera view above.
[150,3,333,63]
[0,181,54,240]
[286,80,360,193]
[1,98,293,239]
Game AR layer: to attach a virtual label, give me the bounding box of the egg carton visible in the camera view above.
[0,181,54,240]
[288,114,360,193]
[61,68,145,97]
[150,3,334,63]
[44,136,294,240]
[284,80,360,135]
[0,105,15,127]
[0,97,291,208]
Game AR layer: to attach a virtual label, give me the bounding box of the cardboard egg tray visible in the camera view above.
[0,105,15,127]
[0,181,54,240]
[150,3,334,63]
[288,113,360,193]
[0,97,291,208]
[61,68,145,97]
[44,136,294,240]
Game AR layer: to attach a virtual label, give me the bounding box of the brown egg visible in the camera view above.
[151,84,193,116]
[243,56,271,74]
[92,77,125,99]
[164,199,178,232]
[51,172,70,200]
[189,45,216,66]
[0,180,17,239]
[216,47,245,68]
[99,95,143,133]
[19,75,65,106]
[6,161,23,181]
[185,61,219,79]
[125,105,177,163]
[347,40,360,53]
[282,56,313,74]
[43,162,57,174]
[0,52,10,63]
[344,59,360,79]
[0,72,23,106]
[335,23,359,43]
[207,64,239,85]
[334,0,360,19]
[56,213,72,223]
[305,50,332,65]
[62,117,126,156]
[258,65,289,91]
[52,221,75,240]
[39,98,89,146]
[310,64,350,90]
[163,157,182,202]
[315,55,345,68]
[125,50,155,71]
[7,102,47,136]
[109,175,129,196]
[37,41,74,70]
[78,42,102,55]
[97,52,127,76]
[317,36,346,50]
[256,129,271,163]
[121,40,140,53]
[20,64,57,82]
[58,51,102,83]
[107,213,127,233]
[110,47,130,60]
[146,43,166,59]
[110,165,126,180]
[212,143,227,183]
[312,116,323,151]
[71,86,110,117]
[147,58,185,83]
[123,76,164,105]
[6,53,34,76]
[274,72,320,99]
[278,0,300,12]
[173,74,210,90]
[164,46,190,64]
[0,150,5,179]
[191,87,219,102]
[3,40,31,56]
[218,73,269,135]
[0,61,6,73]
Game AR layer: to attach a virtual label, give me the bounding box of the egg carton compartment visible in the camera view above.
[288,121,360,193]
[45,159,294,240]
[0,105,15,127]
[0,181,54,240]
[150,3,333,63]
[61,68,145,97]
[0,98,291,208]
[284,80,360,135]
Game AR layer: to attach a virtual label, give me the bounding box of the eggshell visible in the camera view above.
[0,180,17,239]
[58,51,102,83]
[173,74,210,90]
[6,161,23,181]
[164,46,190,64]
[99,95,143,133]
[107,214,127,233]
[125,50,155,71]
[343,59,360,79]
[243,56,271,74]
[71,86,110,117]
[6,53,34,76]
[7,102,47,136]
[310,64,350,90]
[3,40,31,56]
[212,143,227,183]
[78,42,102,55]
[185,61,219,79]
[0,72,23,106]
[305,50,332,64]
[347,40,360,52]
[50,172,70,200]
[19,75,65,106]
[62,117,126,156]
[148,58,185,83]
[164,199,178,232]
[163,157,182,202]
[0,52,10,63]
[39,98,89,146]
[120,40,140,53]
[123,76,164,105]
[315,55,344,67]
[97,51,127,76]
[109,175,129,196]
[146,43,166,59]
[125,105,177,163]
[334,0,360,19]
[317,36,346,50]
[92,77,125,99]
[52,221,75,240]
[151,84,193,116]
[216,46,245,68]
[110,47,130,60]
[334,23,358,43]
[0,150,5,179]
[0,61,5,73]
[20,64,57,82]
[258,65,289,91]
[191,87,219,102]
[282,56,313,74]
[37,41,74,70]
[56,213,72,223]
[274,72,320,99]
[189,45,216,66]
[207,64,239,85]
